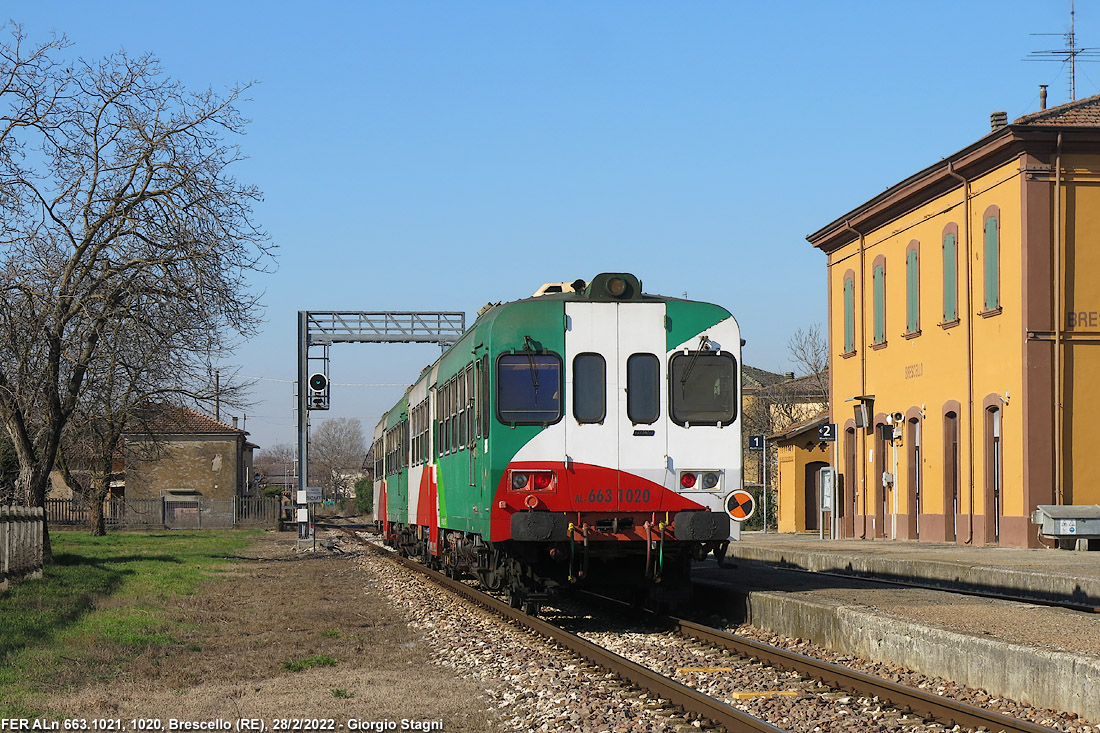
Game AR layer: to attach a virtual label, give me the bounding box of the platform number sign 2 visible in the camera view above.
[818,423,837,442]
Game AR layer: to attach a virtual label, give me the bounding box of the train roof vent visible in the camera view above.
[584,272,643,301]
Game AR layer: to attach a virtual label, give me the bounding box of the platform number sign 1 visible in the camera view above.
[818,423,837,442]
[748,435,764,451]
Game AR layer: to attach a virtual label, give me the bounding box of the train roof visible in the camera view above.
[373,273,737,434]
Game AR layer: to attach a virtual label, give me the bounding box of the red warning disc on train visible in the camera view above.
[725,490,755,522]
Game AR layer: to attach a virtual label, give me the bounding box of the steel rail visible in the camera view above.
[341,529,783,733]
[673,618,1057,733]
[773,565,1100,615]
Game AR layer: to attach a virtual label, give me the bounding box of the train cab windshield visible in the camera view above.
[670,351,737,425]
[497,353,562,424]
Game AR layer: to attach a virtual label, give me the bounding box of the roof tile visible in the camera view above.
[125,404,247,436]
[1014,92,1100,126]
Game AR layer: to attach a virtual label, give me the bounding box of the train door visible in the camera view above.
[616,303,668,499]
[564,301,667,506]
[564,302,620,507]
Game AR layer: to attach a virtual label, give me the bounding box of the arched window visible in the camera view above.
[983,207,1000,313]
[983,394,1004,544]
[905,240,920,335]
[943,404,961,542]
[872,256,886,346]
[843,270,855,354]
[942,224,959,325]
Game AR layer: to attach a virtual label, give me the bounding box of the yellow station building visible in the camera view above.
[807,95,1100,547]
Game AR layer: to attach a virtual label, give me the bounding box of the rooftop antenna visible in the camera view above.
[1028,0,1100,101]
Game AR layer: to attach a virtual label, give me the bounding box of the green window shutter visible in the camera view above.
[873,264,885,344]
[943,233,957,322]
[843,277,854,353]
[906,249,919,333]
[984,217,999,311]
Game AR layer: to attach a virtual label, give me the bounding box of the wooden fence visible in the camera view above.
[1,506,44,589]
[46,496,279,530]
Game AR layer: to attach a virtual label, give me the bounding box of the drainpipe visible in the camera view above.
[843,219,868,539]
[1054,132,1064,505]
[946,161,976,544]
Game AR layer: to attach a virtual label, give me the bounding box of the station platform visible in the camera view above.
[692,532,1100,722]
[724,530,1100,606]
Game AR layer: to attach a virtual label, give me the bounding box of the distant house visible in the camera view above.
[122,405,258,501]
[772,410,832,533]
[742,367,830,528]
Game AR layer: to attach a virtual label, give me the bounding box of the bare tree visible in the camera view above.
[0,26,271,557]
[57,310,250,535]
[787,323,829,401]
[310,418,365,500]
[254,441,296,494]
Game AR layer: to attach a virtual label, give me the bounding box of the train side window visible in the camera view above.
[480,356,490,436]
[466,366,476,448]
[626,353,660,424]
[450,376,459,451]
[573,353,606,423]
[443,380,451,455]
[496,352,563,424]
[458,369,467,451]
[474,360,483,441]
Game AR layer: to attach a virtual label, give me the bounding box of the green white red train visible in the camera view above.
[372,273,741,611]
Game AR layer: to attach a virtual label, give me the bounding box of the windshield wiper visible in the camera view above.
[523,335,540,402]
[679,335,709,397]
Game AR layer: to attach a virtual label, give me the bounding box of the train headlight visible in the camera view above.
[512,472,529,489]
[680,472,697,489]
[702,472,720,489]
[607,277,627,297]
[532,472,553,490]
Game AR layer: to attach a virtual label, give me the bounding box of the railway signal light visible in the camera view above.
[307,372,329,410]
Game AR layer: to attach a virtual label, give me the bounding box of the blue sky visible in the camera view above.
[12,1,1092,451]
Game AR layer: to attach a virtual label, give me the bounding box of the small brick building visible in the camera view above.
[123,405,257,501]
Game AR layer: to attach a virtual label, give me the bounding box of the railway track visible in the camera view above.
[326,522,1060,733]
[757,563,1100,615]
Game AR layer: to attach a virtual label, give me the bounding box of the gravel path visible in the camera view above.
[357,547,702,732]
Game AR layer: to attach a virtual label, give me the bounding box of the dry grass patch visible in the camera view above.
[46,532,500,731]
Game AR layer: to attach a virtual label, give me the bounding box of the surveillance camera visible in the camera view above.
[892,411,904,423]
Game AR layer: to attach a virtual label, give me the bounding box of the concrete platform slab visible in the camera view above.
[695,541,1100,723]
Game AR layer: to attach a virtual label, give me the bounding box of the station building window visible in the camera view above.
[843,425,856,525]
[983,395,1004,544]
[942,224,959,326]
[842,270,856,354]
[982,207,1001,314]
[943,403,961,542]
[872,256,886,347]
[905,240,920,336]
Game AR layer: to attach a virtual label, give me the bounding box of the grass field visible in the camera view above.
[0,529,257,717]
